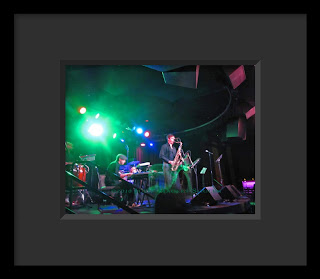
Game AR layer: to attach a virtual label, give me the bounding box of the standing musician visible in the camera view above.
[159,134,181,191]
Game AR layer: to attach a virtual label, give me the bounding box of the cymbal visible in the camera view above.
[127,160,140,166]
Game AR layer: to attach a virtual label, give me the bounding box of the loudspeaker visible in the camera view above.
[191,186,222,206]
[162,65,200,89]
[220,185,241,201]
[223,65,246,89]
[226,116,246,140]
[155,192,187,214]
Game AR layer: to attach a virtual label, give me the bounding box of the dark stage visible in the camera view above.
[66,195,254,215]
[64,63,256,216]
[64,169,255,215]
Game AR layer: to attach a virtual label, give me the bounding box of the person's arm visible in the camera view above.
[119,172,133,179]
[159,144,173,164]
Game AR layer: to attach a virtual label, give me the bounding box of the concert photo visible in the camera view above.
[64,64,256,215]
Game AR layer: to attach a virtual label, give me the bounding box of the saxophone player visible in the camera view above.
[159,134,181,191]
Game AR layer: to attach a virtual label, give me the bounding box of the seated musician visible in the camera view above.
[106,154,133,180]
[105,154,138,207]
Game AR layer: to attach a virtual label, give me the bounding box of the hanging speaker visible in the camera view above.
[162,65,200,89]
[225,116,247,140]
[191,186,222,206]
[223,65,246,89]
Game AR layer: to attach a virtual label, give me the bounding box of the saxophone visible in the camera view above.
[171,140,184,171]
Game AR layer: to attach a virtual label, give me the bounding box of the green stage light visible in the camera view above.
[113,133,117,139]
[88,123,104,136]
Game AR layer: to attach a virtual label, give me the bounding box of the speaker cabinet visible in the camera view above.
[220,185,241,201]
[223,65,246,89]
[225,116,247,141]
[191,186,222,206]
[155,192,187,214]
[162,65,200,89]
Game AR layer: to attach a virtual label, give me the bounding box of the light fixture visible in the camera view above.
[88,123,103,136]
[136,127,143,134]
[79,107,86,114]
[144,131,150,137]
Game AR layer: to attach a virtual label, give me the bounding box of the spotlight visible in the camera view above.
[79,107,86,114]
[88,123,103,136]
[136,128,143,134]
[113,133,117,139]
[95,113,100,119]
[140,143,146,147]
[120,139,125,142]
[149,143,154,147]
[144,131,150,137]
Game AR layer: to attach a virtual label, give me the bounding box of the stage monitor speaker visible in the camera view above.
[220,185,241,201]
[155,192,187,214]
[191,186,222,206]
[162,65,200,89]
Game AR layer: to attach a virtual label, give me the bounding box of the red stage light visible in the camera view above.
[144,131,150,137]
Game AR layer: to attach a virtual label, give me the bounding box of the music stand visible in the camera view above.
[200,167,207,189]
[190,158,201,193]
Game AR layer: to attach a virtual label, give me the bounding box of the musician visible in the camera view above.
[159,134,181,191]
[107,154,132,179]
[106,154,136,206]
[65,141,75,205]
[65,141,75,164]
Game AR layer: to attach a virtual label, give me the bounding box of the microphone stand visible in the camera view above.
[215,154,224,188]
[206,150,215,189]
[125,144,129,161]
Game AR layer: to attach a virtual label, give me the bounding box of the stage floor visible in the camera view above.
[66,195,254,215]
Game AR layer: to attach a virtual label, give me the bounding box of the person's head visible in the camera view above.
[166,134,175,145]
[116,154,127,165]
[65,141,74,151]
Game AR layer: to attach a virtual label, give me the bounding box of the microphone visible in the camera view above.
[215,154,223,162]
[205,150,213,154]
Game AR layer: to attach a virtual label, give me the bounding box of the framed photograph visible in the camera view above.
[14,13,307,266]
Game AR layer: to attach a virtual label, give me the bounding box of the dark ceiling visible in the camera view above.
[65,64,255,143]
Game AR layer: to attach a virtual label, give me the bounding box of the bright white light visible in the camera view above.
[136,128,143,134]
[88,124,103,136]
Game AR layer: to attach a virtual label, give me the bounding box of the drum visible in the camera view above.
[72,163,89,187]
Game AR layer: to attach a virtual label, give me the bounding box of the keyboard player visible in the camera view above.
[106,154,140,207]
